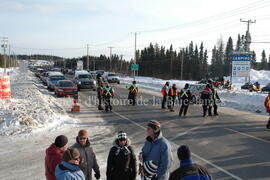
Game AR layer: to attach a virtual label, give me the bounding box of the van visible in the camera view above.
[74,70,96,91]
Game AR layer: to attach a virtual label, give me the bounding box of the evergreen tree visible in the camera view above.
[224,37,233,76]
[261,50,267,70]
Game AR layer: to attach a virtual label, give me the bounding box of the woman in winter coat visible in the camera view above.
[106,131,137,180]
[55,148,85,180]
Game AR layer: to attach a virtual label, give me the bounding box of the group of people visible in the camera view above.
[97,80,139,111]
[45,120,212,180]
[161,81,220,117]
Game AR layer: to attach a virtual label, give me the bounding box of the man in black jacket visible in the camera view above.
[169,145,212,180]
[179,83,192,117]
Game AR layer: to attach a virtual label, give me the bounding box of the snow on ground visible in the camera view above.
[120,69,270,115]
[0,64,76,136]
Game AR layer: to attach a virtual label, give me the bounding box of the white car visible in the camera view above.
[104,73,120,84]
[189,84,206,103]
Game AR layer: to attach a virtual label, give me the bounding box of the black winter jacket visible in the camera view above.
[106,139,137,180]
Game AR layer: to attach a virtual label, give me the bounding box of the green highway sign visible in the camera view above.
[131,64,139,71]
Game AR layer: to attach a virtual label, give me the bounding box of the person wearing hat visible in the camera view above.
[106,131,137,180]
[140,120,172,180]
[72,129,100,180]
[45,135,69,180]
[140,160,158,180]
[55,148,85,180]
[161,82,170,109]
[200,84,213,117]
[127,81,139,106]
[169,145,212,180]
[179,83,192,117]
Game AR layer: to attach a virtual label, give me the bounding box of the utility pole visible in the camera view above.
[86,44,90,70]
[134,32,138,79]
[0,37,8,74]
[240,19,256,52]
[108,46,114,72]
[180,47,184,80]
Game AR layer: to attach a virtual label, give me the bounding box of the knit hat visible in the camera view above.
[147,120,161,132]
[177,145,191,161]
[117,131,127,140]
[63,148,80,162]
[143,160,158,178]
[78,129,89,137]
[54,135,68,148]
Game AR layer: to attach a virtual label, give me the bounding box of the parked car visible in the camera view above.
[74,70,96,91]
[189,84,206,103]
[96,70,105,75]
[103,72,120,84]
[34,68,45,79]
[40,72,50,85]
[47,72,66,91]
[241,82,254,90]
[261,83,270,91]
[54,80,77,97]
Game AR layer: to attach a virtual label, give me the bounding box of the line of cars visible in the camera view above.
[31,67,98,97]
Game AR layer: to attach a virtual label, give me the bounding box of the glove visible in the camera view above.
[94,172,100,179]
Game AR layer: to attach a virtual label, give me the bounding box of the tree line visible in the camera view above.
[0,54,19,69]
[15,33,270,80]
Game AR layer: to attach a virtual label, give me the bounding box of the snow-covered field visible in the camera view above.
[120,69,270,115]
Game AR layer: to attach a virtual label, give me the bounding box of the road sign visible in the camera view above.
[131,64,139,71]
[232,55,251,77]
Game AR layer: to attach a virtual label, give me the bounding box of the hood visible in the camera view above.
[76,136,90,147]
[113,138,131,147]
[55,161,81,178]
[46,143,64,156]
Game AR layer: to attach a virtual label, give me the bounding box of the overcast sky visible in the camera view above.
[1,0,270,61]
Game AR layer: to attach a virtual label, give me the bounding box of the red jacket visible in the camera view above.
[265,95,270,113]
[45,144,64,180]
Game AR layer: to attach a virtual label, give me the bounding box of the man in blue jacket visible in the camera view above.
[169,145,212,180]
[140,120,172,180]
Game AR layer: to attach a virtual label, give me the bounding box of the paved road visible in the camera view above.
[76,83,270,180]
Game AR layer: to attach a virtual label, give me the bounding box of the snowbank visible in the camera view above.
[0,66,76,136]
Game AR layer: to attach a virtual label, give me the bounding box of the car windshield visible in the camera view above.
[108,74,116,76]
[78,74,92,79]
[59,81,73,87]
[50,76,65,81]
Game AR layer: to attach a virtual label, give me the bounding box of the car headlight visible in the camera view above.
[93,80,96,85]
[78,81,81,85]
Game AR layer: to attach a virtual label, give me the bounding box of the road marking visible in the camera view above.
[112,110,243,180]
[224,127,270,144]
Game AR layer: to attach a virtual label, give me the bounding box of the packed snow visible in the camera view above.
[120,69,270,115]
[0,64,76,136]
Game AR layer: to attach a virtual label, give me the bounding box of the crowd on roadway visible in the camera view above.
[45,120,212,180]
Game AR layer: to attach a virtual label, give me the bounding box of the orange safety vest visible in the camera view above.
[169,88,178,96]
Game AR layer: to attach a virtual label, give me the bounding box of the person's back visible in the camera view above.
[169,145,212,180]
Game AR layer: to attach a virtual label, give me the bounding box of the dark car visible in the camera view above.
[262,83,270,91]
[54,80,77,97]
[241,82,253,90]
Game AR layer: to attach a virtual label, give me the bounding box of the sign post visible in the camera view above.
[131,64,139,80]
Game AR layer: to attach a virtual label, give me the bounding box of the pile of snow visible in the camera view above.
[120,69,269,115]
[0,67,76,136]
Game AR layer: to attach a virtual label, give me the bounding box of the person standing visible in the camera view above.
[167,84,179,112]
[72,129,100,180]
[264,91,270,129]
[200,84,213,117]
[161,82,170,109]
[127,81,139,106]
[103,83,115,112]
[45,135,69,180]
[106,131,137,180]
[179,83,192,117]
[55,148,85,180]
[210,84,220,116]
[169,145,212,180]
[97,81,104,110]
[140,120,172,180]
